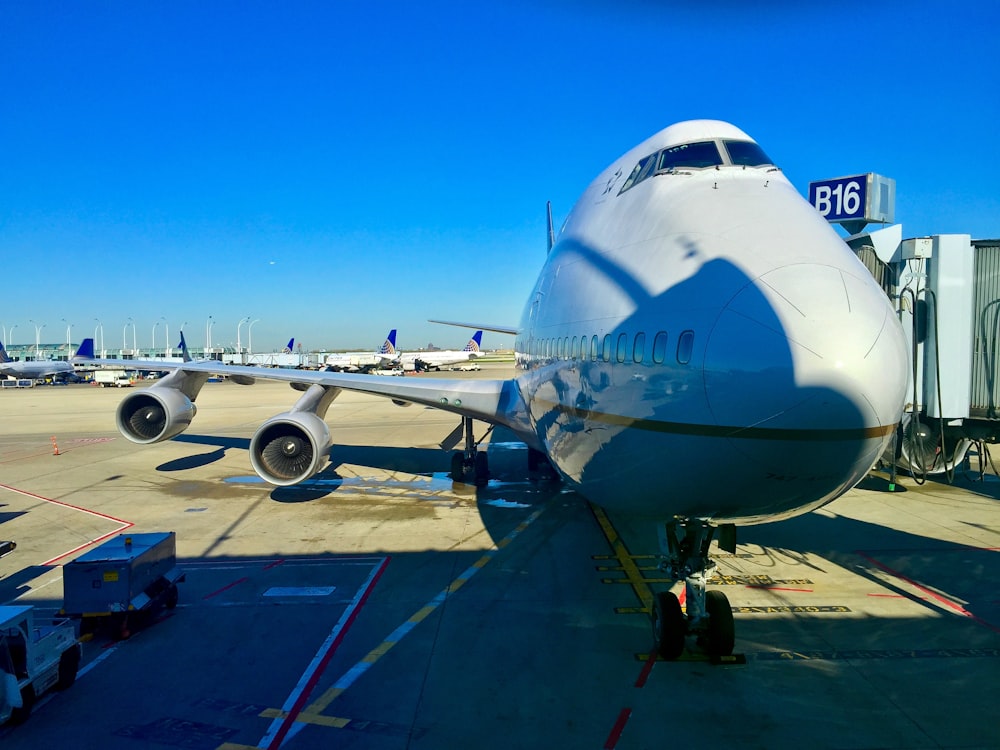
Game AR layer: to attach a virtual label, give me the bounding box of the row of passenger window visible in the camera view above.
[527,330,695,365]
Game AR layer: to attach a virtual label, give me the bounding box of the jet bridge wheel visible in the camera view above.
[703,590,735,656]
[652,591,685,660]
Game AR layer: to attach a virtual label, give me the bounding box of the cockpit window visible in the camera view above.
[724,140,774,167]
[618,137,773,196]
[618,153,657,193]
[657,141,723,171]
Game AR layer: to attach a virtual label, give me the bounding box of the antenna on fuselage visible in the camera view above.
[546,201,555,254]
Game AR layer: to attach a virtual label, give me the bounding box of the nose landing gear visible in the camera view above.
[652,519,736,660]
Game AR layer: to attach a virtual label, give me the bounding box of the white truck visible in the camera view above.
[0,605,81,725]
[93,369,133,387]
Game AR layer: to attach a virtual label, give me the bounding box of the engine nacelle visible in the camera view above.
[116,386,197,444]
[249,411,332,486]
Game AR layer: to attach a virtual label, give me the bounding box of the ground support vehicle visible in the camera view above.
[93,369,133,387]
[0,605,81,725]
[61,532,183,639]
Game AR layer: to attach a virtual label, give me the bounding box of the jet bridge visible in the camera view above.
[849,227,1000,476]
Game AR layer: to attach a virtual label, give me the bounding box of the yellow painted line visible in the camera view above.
[258,709,351,728]
[302,506,547,717]
[590,504,654,613]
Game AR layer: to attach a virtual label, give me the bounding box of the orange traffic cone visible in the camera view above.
[51,436,60,456]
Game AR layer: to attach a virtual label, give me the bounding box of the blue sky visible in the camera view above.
[2,1,997,353]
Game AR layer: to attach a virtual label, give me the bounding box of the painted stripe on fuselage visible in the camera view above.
[532,398,894,442]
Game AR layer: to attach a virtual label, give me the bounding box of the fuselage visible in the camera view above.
[0,359,73,379]
[508,120,907,524]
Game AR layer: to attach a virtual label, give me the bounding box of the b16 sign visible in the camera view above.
[807,173,895,229]
[808,175,867,222]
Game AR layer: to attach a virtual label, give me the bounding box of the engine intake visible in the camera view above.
[250,412,332,486]
[116,387,197,444]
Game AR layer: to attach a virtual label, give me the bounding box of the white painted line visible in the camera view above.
[263,587,336,597]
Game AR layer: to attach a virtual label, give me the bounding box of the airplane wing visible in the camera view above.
[79,345,531,486]
[428,320,519,336]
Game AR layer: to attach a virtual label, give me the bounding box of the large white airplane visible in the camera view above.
[80,120,907,658]
[399,331,484,371]
[324,329,399,372]
[0,339,93,379]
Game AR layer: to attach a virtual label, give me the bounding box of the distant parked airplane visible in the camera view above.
[0,339,92,379]
[400,331,484,371]
[324,329,398,372]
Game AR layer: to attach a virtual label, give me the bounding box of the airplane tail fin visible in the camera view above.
[72,338,95,360]
[283,338,295,354]
[464,331,483,353]
[0,341,10,364]
[379,329,397,356]
[546,201,555,254]
[178,331,192,362]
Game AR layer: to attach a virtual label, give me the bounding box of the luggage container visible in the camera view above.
[61,532,183,638]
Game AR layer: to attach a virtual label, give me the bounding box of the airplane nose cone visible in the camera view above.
[703,263,907,516]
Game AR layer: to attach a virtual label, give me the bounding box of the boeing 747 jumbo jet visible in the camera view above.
[81,120,907,658]
[0,339,93,379]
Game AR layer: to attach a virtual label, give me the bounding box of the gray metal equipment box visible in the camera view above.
[62,532,181,616]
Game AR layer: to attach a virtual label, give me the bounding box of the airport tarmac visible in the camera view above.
[1,365,998,749]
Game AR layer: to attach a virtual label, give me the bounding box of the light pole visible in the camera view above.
[8,324,15,350]
[62,318,72,354]
[162,317,169,357]
[29,319,45,358]
[248,318,260,355]
[206,315,215,356]
[152,321,159,354]
[94,318,104,358]
[237,316,250,364]
[123,317,132,353]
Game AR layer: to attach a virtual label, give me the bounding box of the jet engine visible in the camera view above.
[249,411,332,486]
[116,386,197,444]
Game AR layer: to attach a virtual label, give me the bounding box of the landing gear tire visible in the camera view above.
[652,591,685,660]
[449,451,464,481]
[704,590,735,656]
[474,452,490,487]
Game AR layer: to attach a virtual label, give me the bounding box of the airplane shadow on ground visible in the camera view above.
[160,426,546,504]
[737,496,1000,637]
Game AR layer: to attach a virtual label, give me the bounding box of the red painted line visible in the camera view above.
[857,551,1000,633]
[747,586,813,593]
[634,651,657,688]
[266,555,390,750]
[43,524,136,566]
[603,708,632,749]
[0,482,136,565]
[263,559,286,570]
[0,482,132,526]
[202,576,249,600]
